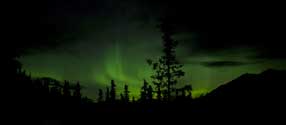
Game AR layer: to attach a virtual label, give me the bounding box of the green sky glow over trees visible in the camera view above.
[16,0,286,100]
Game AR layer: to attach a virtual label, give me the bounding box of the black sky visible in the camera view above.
[6,1,285,58]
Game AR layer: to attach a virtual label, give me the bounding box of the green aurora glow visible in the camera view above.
[18,40,286,100]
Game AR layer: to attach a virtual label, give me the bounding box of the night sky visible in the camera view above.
[10,0,286,100]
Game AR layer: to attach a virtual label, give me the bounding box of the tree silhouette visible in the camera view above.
[147,17,185,101]
[132,96,135,103]
[110,80,116,102]
[124,84,130,103]
[63,80,71,97]
[155,84,162,101]
[50,85,60,97]
[43,79,49,96]
[163,90,168,101]
[181,88,186,98]
[105,87,110,102]
[73,81,81,98]
[140,80,149,102]
[147,85,153,102]
[175,89,179,98]
[120,93,124,102]
[184,85,193,99]
[98,89,103,102]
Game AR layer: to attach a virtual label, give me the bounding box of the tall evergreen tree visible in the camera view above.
[184,85,193,99]
[110,80,116,102]
[63,80,71,97]
[140,80,149,102]
[124,84,130,103]
[98,89,103,102]
[73,81,81,98]
[120,93,124,102]
[105,87,110,102]
[132,96,135,103]
[147,17,185,101]
[147,85,153,102]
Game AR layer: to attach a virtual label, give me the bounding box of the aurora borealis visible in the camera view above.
[13,0,286,100]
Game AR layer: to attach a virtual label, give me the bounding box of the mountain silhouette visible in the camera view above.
[193,69,286,116]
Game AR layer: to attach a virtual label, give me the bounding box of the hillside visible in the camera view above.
[193,69,286,114]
